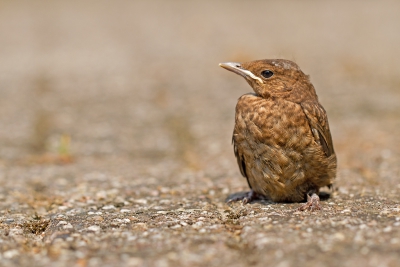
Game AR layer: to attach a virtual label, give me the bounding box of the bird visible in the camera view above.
[219,59,337,211]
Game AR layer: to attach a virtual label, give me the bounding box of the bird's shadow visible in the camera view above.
[225,191,331,205]
[225,191,273,205]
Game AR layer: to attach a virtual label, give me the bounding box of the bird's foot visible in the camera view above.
[227,190,262,204]
[297,193,322,211]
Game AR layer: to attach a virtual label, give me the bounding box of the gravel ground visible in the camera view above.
[1,1,400,266]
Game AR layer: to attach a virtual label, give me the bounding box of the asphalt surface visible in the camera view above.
[0,1,399,266]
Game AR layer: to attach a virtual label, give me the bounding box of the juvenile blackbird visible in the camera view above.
[219,59,337,211]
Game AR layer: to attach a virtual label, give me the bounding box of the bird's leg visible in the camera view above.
[297,193,322,211]
[227,190,262,204]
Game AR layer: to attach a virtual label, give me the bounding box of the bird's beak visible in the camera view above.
[219,62,263,84]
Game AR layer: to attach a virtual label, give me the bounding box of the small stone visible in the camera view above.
[159,199,171,205]
[359,224,368,230]
[134,223,147,230]
[96,191,107,200]
[150,190,159,196]
[87,225,101,232]
[380,210,390,215]
[93,216,104,222]
[63,223,73,229]
[3,249,19,259]
[127,257,143,266]
[159,187,169,194]
[134,199,147,205]
[383,226,392,233]
[102,205,116,210]
[192,221,203,229]
[9,228,23,236]
[157,211,168,214]
[333,233,345,241]
[390,238,399,244]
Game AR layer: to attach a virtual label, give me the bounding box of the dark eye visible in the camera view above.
[261,70,274,79]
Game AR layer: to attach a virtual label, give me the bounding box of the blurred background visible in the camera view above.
[0,0,399,187]
[1,2,400,265]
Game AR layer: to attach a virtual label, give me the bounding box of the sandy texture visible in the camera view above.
[0,1,399,266]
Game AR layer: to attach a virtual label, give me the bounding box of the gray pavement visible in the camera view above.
[0,1,399,266]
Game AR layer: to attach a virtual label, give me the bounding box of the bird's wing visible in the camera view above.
[232,134,253,189]
[232,135,247,178]
[301,101,335,157]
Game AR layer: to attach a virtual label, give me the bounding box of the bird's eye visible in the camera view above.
[261,70,274,79]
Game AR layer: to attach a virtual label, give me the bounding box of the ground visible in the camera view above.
[0,1,400,266]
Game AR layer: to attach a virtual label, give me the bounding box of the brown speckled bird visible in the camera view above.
[219,59,337,211]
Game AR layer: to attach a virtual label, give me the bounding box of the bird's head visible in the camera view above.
[219,59,317,102]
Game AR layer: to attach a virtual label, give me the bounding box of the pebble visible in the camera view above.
[192,221,203,229]
[87,225,101,232]
[9,228,23,236]
[390,238,399,244]
[102,205,116,210]
[383,226,392,232]
[63,223,73,230]
[3,249,19,259]
[359,224,368,230]
[333,233,345,241]
[134,199,148,205]
[93,216,104,222]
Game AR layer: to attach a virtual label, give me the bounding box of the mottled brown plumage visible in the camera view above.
[219,59,337,209]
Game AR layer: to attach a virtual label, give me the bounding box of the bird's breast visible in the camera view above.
[234,94,313,152]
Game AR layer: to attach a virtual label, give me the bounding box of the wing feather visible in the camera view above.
[232,134,252,189]
[301,101,335,157]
